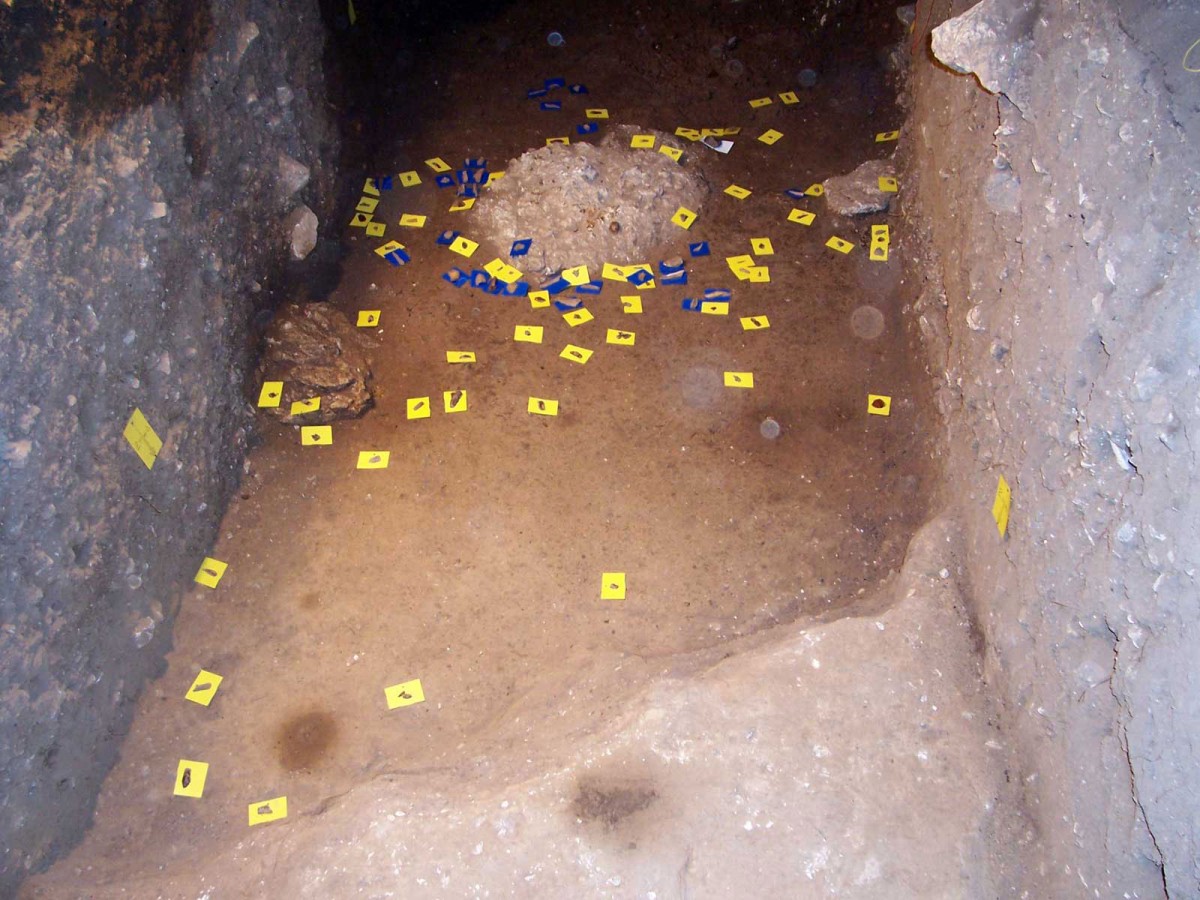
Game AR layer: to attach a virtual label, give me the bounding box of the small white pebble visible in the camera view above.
[811,658,820,669]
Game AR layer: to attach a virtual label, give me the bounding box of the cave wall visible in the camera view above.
[906,0,1200,895]
[0,0,337,886]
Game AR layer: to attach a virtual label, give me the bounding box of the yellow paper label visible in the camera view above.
[123,408,163,469]
[449,197,475,212]
[449,235,479,257]
[349,212,372,228]
[630,134,656,149]
[365,221,386,238]
[672,207,697,229]
[600,572,626,600]
[659,145,683,162]
[443,389,467,413]
[740,315,770,330]
[301,425,333,445]
[194,557,227,589]
[546,136,570,146]
[826,236,855,254]
[749,97,773,108]
[258,382,283,408]
[291,397,320,415]
[356,197,379,214]
[425,157,451,172]
[606,328,636,346]
[724,371,754,388]
[248,797,288,826]
[875,130,900,142]
[779,91,799,104]
[398,170,421,187]
[701,302,729,315]
[993,476,1012,537]
[747,265,771,283]
[185,669,223,706]
[528,397,559,416]
[724,184,751,200]
[385,678,426,709]
[529,290,551,309]
[514,325,544,343]
[564,308,594,327]
[357,310,381,327]
[374,240,405,258]
[758,129,783,145]
[621,295,643,314]
[878,176,899,193]
[406,397,431,419]
[560,344,593,364]
[788,208,816,226]
[750,237,774,256]
[446,351,476,363]
[356,450,390,469]
[585,109,609,119]
[399,213,427,227]
[562,265,590,285]
[362,178,381,197]
[867,394,892,416]
[173,759,209,799]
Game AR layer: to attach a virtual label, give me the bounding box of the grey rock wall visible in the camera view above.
[0,0,337,888]
[907,0,1200,895]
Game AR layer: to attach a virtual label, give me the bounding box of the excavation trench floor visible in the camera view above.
[27,4,970,896]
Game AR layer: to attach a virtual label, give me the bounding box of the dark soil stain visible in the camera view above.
[276,710,338,772]
[573,777,659,828]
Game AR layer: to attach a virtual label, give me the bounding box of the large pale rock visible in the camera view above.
[931,0,1036,113]
[258,303,372,423]
[284,204,318,260]
[277,153,311,197]
[822,158,895,216]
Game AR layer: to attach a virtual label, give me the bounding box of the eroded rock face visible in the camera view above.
[822,158,895,216]
[474,126,709,275]
[258,303,372,423]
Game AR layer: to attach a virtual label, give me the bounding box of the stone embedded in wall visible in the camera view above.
[284,205,318,260]
[258,303,373,424]
[930,0,1037,114]
[278,154,311,197]
[822,158,895,216]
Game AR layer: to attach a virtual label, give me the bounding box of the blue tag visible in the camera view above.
[527,88,549,99]
[504,281,530,297]
[544,277,571,295]
[688,241,710,257]
[435,174,455,189]
[627,268,653,286]
[510,238,532,257]
[576,122,599,135]
[569,83,589,94]
[785,188,807,200]
[470,270,490,289]
[457,185,477,199]
[464,158,488,169]
[661,270,687,285]
[385,248,410,267]
[554,297,584,311]
[576,280,603,295]
[544,77,566,90]
[681,297,703,312]
[704,288,732,301]
[486,279,505,295]
[541,100,562,111]
[371,176,393,191]
[436,230,460,246]
[442,269,468,287]
[660,259,685,275]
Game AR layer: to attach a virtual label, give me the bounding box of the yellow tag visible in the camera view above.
[749,97,773,108]
[374,240,405,258]
[585,108,609,119]
[870,242,889,262]
[449,197,475,212]
[363,178,381,197]
[291,397,320,415]
[826,236,855,254]
[750,237,774,256]
[257,381,283,408]
[622,263,654,281]
[606,328,636,346]
[564,309,594,327]
[484,258,523,284]
[356,197,379,214]
[546,136,570,146]
[779,91,799,104]
[724,184,752,200]
[185,669,222,706]
[194,557,227,589]
[659,145,683,162]
[384,678,426,709]
[123,408,163,469]
[672,206,697,229]
[993,476,1012,537]
[675,127,701,140]
[804,183,824,197]
[515,325,544,343]
[301,425,333,445]
[867,394,892,416]
[365,221,386,238]
[528,397,559,416]
[348,0,356,25]
[788,208,816,226]
[724,371,754,388]
[758,129,784,145]
[399,213,427,227]
[602,262,627,281]
[875,130,900,142]
[747,265,771,283]
[600,572,626,600]
[173,760,209,799]
[740,315,770,330]
[449,236,478,257]
[563,265,590,285]
[636,279,657,290]
[349,212,372,228]
[357,310,381,327]
[630,134,656,149]
[486,171,505,184]
[248,797,288,826]
[878,176,899,193]
[701,302,729,316]
[425,157,450,172]
[726,254,756,279]
[398,170,421,187]
[871,224,890,245]
[443,389,467,413]
[446,351,476,363]
[621,295,643,314]
[406,397,431,419]
[560,344,593,364]
[714,126,742,136]
[357,450,390,469]
[529,290,551,309]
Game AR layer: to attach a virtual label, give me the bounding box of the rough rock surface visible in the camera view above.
[910,0,1200,894]
[822,158,895,216]
[474,126,708,275]
[0,0,337,889]
[258,304,373,424]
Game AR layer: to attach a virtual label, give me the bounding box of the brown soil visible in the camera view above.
[26,2,939,892]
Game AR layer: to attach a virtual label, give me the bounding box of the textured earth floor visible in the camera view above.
[26,3,1012,897]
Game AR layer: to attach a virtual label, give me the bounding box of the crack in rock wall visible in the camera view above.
[0,0,337,888]
[906,0,1200,895]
